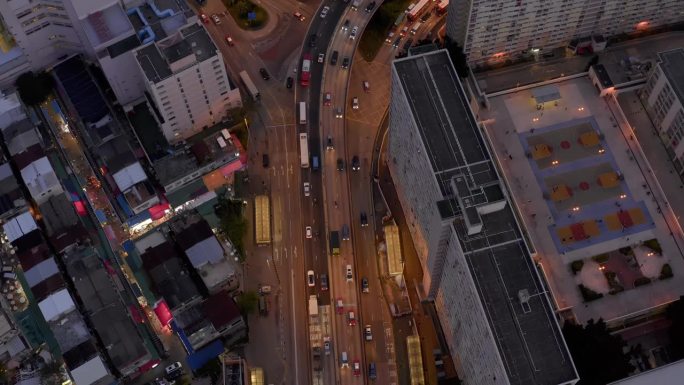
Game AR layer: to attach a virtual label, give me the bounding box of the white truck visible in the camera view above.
[308,295,318,317]
[351,0,362,11]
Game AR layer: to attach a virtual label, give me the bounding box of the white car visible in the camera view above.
[165,362,182,376]
[318,53,325,63]
[350,26,358,40]
[346,264,353,281]
[211,14,221,25]
[352,97,359,110]
[303,182,310,197]
[335,107,343,119]
[306,226,313,239]
[307,270,315,286]
[320,6,330,18]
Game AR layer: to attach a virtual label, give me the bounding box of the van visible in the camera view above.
[259,296,268,316]
[410,22,422,35]
[312,156,320,171]
[368,362,377,380]
[340,351,349,367]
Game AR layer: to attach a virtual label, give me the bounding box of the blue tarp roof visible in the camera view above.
[123,240,135,254]
[171,320,194,354]
[187,340,224,371]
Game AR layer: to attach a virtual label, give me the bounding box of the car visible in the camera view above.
[326,135,334,150]
[200,14,209,24]
[336,298,344,314]
[363,80,370,92]
[303,182,310,196]
[346,264,353,281]
[352,360,361,376]
[362,277,369,293]
[342,57,350,69]
[317,53,325,63]
[306,226,313,239]
[421,12,431,22]
[224,35,234,46]
[342,19,350,31]
[368,362,377,380]
[286,77,293,88]
[364,325,372,341]
[320,274,329,291]
[262,154,269,168]
[330,51,339,65]
[165,362,182,379]
[309,34,317,47]
[337,158,345,171]
[320,6,330,18]
[352,155,360,170]
[211,14,221,25]
[342,224,350,240]
[335,107,343,118]
[323,337,331,355]
[385,31,395,43]
[259,68,270,80]
[366,1,376,12]
[307,270,315,286]
[350,26,358,40]
[400,26,409,37]
[360,212,368,226]
[324,92,332,106]
[393,36,402,48]
[293,11,306,21]
[352,97,359,110]
[348,311,356,326]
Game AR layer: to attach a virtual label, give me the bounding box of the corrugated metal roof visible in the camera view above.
[38,288,76,322]
[3,211,37,242]
[24,257,59,287]
[112,162,147,192]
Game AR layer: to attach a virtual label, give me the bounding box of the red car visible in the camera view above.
[225,35,234,46]
[352,360,361,376]
[336,298,344,314]
[200,14,209,24]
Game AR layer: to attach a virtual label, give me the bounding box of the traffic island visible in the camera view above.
[223,0,268,30]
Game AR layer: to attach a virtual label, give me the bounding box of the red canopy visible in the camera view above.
[154,300,173,326]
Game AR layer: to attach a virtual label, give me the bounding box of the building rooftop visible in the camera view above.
[175,220,223,267]
[81,2,133,49]
[141,241,200,309]
[0,163,25,219]
[39,194,79,236]
[3,118,40,156]
[64,246,149,370]
[126,0,192,43]
[657,48,684,106]
[136,23,217,83]
[393,50,577,385]
[592,64,614,88]
[50,309,91,353]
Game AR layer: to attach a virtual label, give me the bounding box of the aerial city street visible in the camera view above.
[3,0,684,385]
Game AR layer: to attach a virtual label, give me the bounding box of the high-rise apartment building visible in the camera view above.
[389,49,578,385]
[446,0,684,65]
[640,48,684,174]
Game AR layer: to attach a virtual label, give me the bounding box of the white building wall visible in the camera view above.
[434,229,509,385]
[98,49,146,106]
[151,51,235,143]
[448,0,684,65]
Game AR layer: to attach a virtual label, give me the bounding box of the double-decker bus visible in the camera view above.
[436,0,449,15]
[407,0,429,21]
[300,53,312,87]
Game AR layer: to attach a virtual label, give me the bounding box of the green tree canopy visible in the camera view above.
[563,319,632,385]
[16,71,55,106]
[236,290,259,315]
[217,198,247,260]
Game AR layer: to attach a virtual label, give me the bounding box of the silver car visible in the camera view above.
[350,26,358,40]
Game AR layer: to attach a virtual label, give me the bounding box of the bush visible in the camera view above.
[579,284,603,302]
[592,253,610,263]
[604,271,625,294]
[660,263,674,280]
[217,198,247,260]
[634,277,652,287]
[643,239,663,254]
[571,260,584,275]
[224,0,268,30]
[16,71,55,106]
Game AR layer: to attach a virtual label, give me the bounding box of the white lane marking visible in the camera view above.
[290,268,300,385]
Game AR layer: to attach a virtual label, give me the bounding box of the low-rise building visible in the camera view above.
[173,218,237,293]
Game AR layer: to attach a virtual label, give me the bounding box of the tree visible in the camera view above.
[666,296,684,360]
[40,361,66,385]
[563,319,632,385]
[443,36,470,78]
[236,290,259,315]
[216,198,247,260]
[15,71,55,106]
